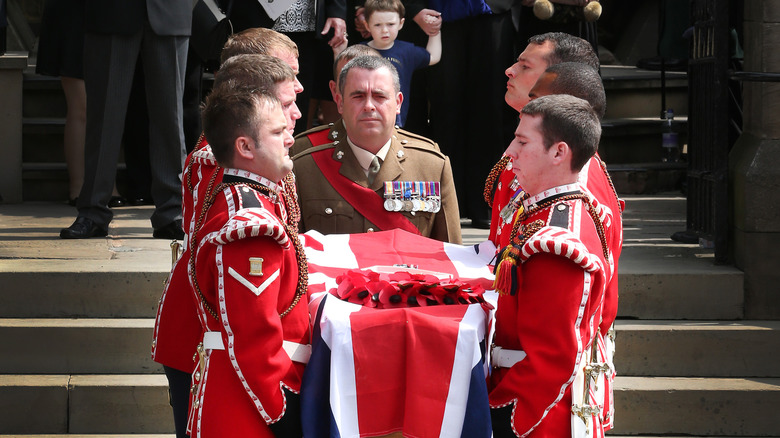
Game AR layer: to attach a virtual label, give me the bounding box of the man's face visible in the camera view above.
[528,71,558,101]
[275,79,302,134]
[336,66,402,153]
[505,41,553,112]
[503,114,553,196]
[271,49,304,94]
[250,101,295,182]
[367,11,404,50]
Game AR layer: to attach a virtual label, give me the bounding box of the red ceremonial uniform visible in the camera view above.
[486,154,623,429]
[488,184,609,438]
[187,169,309,438]
[153,137,302,373]
[152,137,220,373]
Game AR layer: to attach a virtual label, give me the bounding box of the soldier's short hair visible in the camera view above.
[528,32,600,70]
[332,44,381,81]
[339,55,401,95]
[542,62,606,119]
[521,94,601,172]
[215,54,295,95]
[220,27,299,65]
[202,85,280,167]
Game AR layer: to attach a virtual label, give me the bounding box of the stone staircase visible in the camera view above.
[0,196,777,437]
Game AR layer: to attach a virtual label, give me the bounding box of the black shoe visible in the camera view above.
[471,218,492,230]
[108,196,128,208]
[60,217,108,239]
[153,220,184,240]
[128,197,153,206]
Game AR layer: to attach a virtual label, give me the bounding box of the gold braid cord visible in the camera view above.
[189,180,307,321]
[483,156,511,207]
[598,158,623,213]
[508,193,609,262]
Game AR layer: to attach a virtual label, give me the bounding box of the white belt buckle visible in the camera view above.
[492,345,527,368]
[283,340,312,364]
[203,331,225,350]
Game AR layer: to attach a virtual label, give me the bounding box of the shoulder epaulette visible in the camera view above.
[208,207,289,248]
[294,123,331,140]
[521,226,602,273]
[292,142,337,159]
[191,145,216,166]
[395,127,437,147]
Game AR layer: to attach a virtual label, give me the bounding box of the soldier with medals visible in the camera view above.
[186,83,309,437]
[292,55,461,243]
[488,95,610,438]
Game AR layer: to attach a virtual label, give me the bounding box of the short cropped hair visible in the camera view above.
[364,0,405,22]
[214,54,295,95]
[528,32,600,70]
[543,62,606,119]
[332,44,381,80]
[339,55,401,95]
[202,86,280,167]
[521,94,601,172]
[220,27,298,64]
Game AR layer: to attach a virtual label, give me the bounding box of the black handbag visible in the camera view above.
[190,0,233,63]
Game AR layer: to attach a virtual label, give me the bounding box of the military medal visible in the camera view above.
[499,189,527,225]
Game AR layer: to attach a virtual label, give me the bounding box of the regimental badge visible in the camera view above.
[249,257,264,276]
[383,181,441,213]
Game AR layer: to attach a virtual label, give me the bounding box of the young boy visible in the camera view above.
[360,0,441,127]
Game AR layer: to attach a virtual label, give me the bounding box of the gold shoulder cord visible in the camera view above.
[483,156,511,207]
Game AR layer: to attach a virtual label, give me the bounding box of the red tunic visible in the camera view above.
[187,172,309,437]
[152,139,301,374]
[152,138,219,372]
[488,185,608,438]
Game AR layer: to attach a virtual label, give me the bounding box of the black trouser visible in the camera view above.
[164,365,192,438]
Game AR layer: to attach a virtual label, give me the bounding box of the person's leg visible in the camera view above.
[60,76,86,201]
[140,24,187,230]
[77,31,141,227]
[163,365,192,438]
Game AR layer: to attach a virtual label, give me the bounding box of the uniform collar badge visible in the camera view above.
[249,257,264,276]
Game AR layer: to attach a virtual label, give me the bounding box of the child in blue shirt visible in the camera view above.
[360,0,441,127]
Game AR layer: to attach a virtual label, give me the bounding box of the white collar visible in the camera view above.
[346,136,392,173]
[523,182,582,209]
[222,168,282,193]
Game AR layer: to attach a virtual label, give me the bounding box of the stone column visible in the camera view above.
[729,0,780,319]
[0,51,26,203]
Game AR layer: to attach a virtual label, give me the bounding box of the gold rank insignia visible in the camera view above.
[249,257,264,276]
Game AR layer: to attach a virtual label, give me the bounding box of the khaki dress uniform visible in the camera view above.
[292,127,461,244]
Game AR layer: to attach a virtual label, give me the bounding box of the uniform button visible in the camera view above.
[400,139,408,145]
[411,211,416,216]
[367,228,375,232]
[325,208,333,215]
[557,204,566,211]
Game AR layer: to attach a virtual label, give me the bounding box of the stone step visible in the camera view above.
[0,375,172,435]
[615,320,780,377]
[0,319,162,374]
[612,377,780,436]
[2,375,776,436]
[0,262,742,320]
[22,74,66,119]
[5,318,773,377]
[601,65,688,119]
